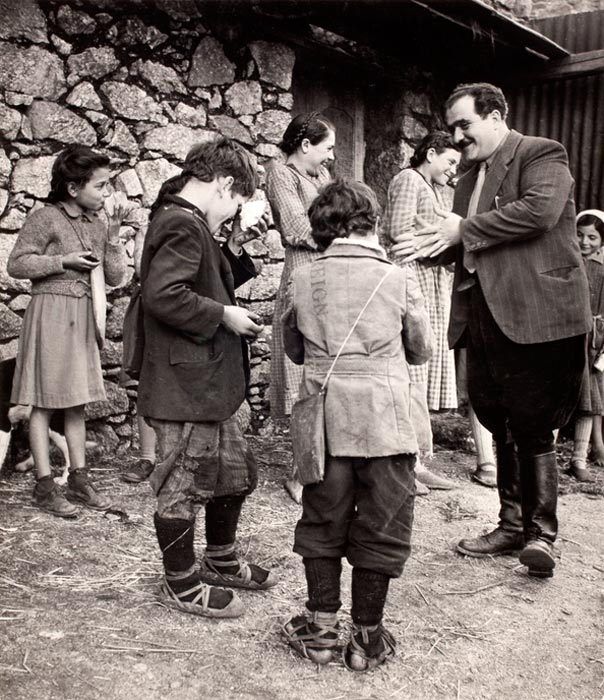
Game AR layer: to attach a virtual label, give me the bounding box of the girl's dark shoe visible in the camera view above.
[34,480,78,519]
[281,611,339,665]
[343,623,396,673]
[566,463,595,483]
[66,469,111,511]
[121,459,155,484]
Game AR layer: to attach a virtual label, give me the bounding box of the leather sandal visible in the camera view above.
[471,462,497,488]
[159,577,245,618]
[343,623,396,673]
[281,612,339,665]
[199,544,277,590]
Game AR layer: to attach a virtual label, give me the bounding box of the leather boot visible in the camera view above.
[457,440,524,557]
[518,451,558,578]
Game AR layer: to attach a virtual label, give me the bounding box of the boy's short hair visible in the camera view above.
[150,137,258,216]
[309,178,380,252]
[183,137,258,197]
[48,144,110,203]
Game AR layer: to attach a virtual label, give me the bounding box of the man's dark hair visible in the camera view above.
[445,82,509,120]
[309,178,380,252]
[409,131,458,169]
[48,144,110,204]
[150,137,258,216]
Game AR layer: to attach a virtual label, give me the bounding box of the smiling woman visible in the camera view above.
[265,112,336,503]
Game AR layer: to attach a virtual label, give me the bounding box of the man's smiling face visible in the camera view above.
[445,94,504,163]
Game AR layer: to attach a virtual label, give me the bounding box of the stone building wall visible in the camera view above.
[0,0,445,453]
[0,0,301,452]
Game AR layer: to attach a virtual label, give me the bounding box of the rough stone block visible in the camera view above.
[225,81,263,115]
[0,43,66,99]
[189,36,235,87]
[10,156,54,199]
[28,101,96,145]
[0,0,48,43]
[142,124,215,160]
[249,41,295,90]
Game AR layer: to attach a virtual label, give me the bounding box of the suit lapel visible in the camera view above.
[477,130,523,213]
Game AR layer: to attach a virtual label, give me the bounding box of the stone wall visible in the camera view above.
[0,0,299,451]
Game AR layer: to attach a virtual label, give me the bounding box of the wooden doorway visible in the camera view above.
[291,58,365,181]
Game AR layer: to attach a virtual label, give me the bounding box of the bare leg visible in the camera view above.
[29,407,53,479]
[469,403,497,487]
[63,405,86,471]
[138,413,156,463]
[590,415,604,465]
[568,416,595,482]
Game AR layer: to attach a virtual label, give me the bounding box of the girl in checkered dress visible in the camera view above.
[384,132,460,493]
[266,113,335,502]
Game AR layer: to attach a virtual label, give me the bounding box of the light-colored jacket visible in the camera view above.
[282,240,434,457]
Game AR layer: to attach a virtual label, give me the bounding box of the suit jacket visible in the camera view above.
[282,240,433,457]
[138,195,256,423]
[448,129,591,348]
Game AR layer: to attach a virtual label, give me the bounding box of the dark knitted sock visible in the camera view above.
[204,494,268,585]
[304,557,342,613]
[154,513,231,610]
[205,494,245,545]
[351,567,390,626]
[154,512,196,573]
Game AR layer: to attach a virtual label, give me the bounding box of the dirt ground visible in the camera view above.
[0,427,603,700]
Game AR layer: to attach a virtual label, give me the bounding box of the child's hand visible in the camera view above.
[222,306,264,338]
[62,251,100,271]
[228,206,269,254]
[105,191,131,240]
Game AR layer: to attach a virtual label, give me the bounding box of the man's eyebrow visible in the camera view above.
[448,118,470,128]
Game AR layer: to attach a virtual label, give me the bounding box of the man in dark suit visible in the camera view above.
[393,83,590,579]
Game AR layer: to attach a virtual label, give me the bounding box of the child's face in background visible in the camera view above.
[70,167,112,212]
[577,224,603,257]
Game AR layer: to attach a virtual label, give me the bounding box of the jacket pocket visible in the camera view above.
[169,335,223,366]
[539,265,579,281]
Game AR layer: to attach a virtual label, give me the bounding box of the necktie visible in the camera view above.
[464,162,487,273]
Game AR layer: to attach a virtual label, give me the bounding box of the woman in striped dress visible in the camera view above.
[266,113,335,503]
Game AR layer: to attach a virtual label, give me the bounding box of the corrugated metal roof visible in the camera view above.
[507,70,604,211]
[531,10,604,53]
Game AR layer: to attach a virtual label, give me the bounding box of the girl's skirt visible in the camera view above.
[11,293,106,409]
[577,364,604,416]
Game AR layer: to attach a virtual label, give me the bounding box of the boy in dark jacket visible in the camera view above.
[139,138,276,618]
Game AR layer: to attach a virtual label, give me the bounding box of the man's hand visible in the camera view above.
[391,205,462,263]
[222,306,264,338]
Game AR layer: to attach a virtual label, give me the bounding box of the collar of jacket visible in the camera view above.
[317,240,391,263]
[457,129,524,214]
[161,194,207,224]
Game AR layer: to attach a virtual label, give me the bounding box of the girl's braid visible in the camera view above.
[292,111,320,150]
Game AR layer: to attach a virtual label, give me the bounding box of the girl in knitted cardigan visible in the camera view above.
[8,145,127,518]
